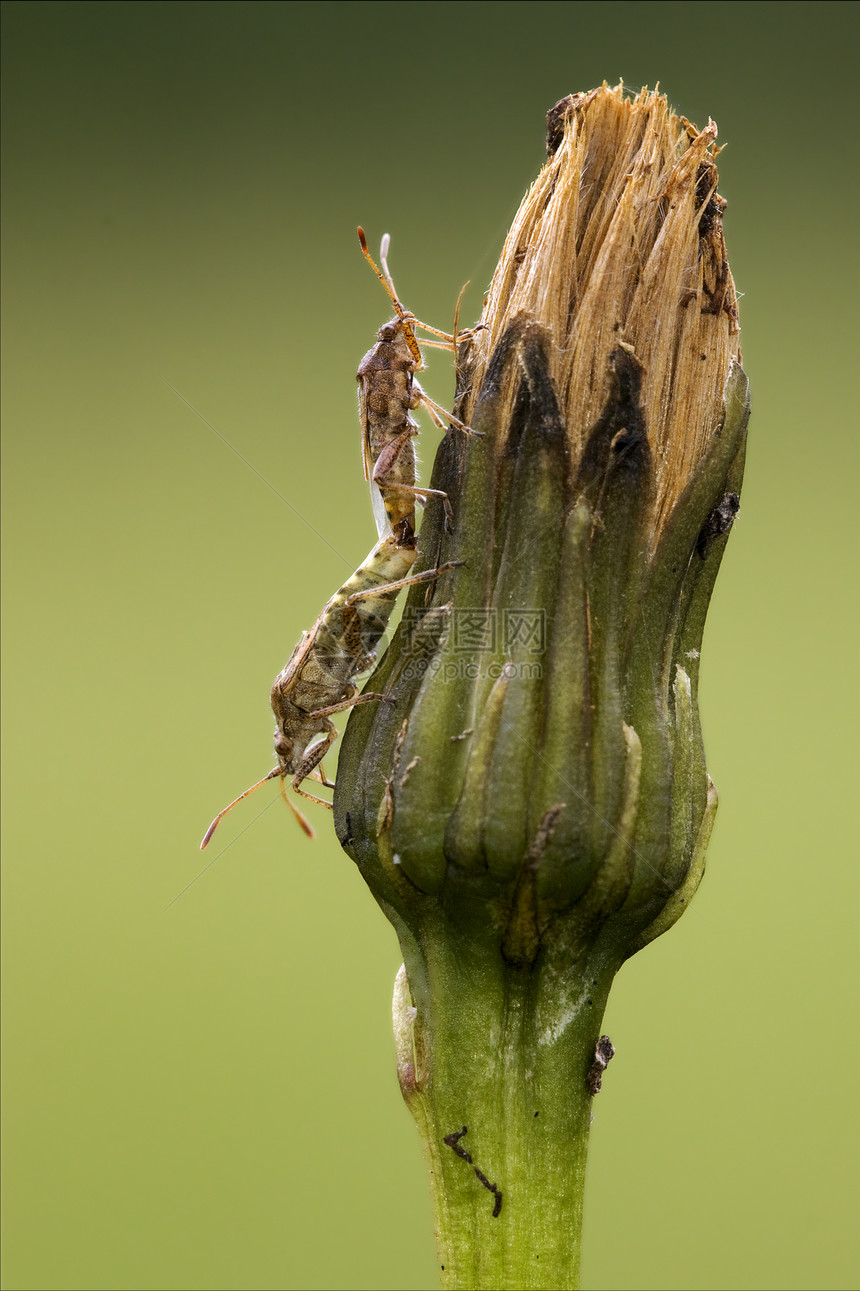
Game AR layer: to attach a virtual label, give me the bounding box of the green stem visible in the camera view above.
[394,918,616,1290]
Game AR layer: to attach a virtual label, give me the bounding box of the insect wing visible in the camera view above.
[359,383,374,483]
[273,626,319,698]
[369,478,392,541]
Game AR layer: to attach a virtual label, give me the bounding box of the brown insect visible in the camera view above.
[201,535,462,848]
[201,230,472,850]
[357,228,479,543]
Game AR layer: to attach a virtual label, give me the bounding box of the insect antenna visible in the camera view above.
[379,233,398,298]
[278,774,315,839]
[357,226,422,365]
[200,768,281,850]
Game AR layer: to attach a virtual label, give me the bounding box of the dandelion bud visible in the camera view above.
[335,84,749,1290]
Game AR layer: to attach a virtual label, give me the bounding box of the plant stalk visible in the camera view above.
[395,920,617,1290]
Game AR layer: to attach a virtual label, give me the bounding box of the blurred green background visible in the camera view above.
[3,2,857,1288]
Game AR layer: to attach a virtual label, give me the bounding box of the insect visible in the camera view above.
[200,535,462,848]
[356,228,479,543]
[201,231,472,850]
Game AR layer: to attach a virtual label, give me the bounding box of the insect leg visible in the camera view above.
[310,764,336,790]
[291,727,338,809]
[410,319,458,344]
[292,784,335,810]
[373,426,419,482]
[309,691,394,720]
[414,384,480,437]
[413,338,459,351]
[393,483,454,531]
[371,428,454,530]
[410,316,484,346]
[344,560,464,605]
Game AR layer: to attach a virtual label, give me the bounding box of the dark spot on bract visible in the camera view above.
[696,491,740,558]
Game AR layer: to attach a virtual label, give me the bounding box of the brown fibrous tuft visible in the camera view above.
[465,82,741,542]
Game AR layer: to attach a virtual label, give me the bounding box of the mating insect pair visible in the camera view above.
[201,232,477,848]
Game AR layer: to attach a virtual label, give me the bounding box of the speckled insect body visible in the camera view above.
[267,534,449,807]
[357,229,478,542]
[201,534,461,848]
